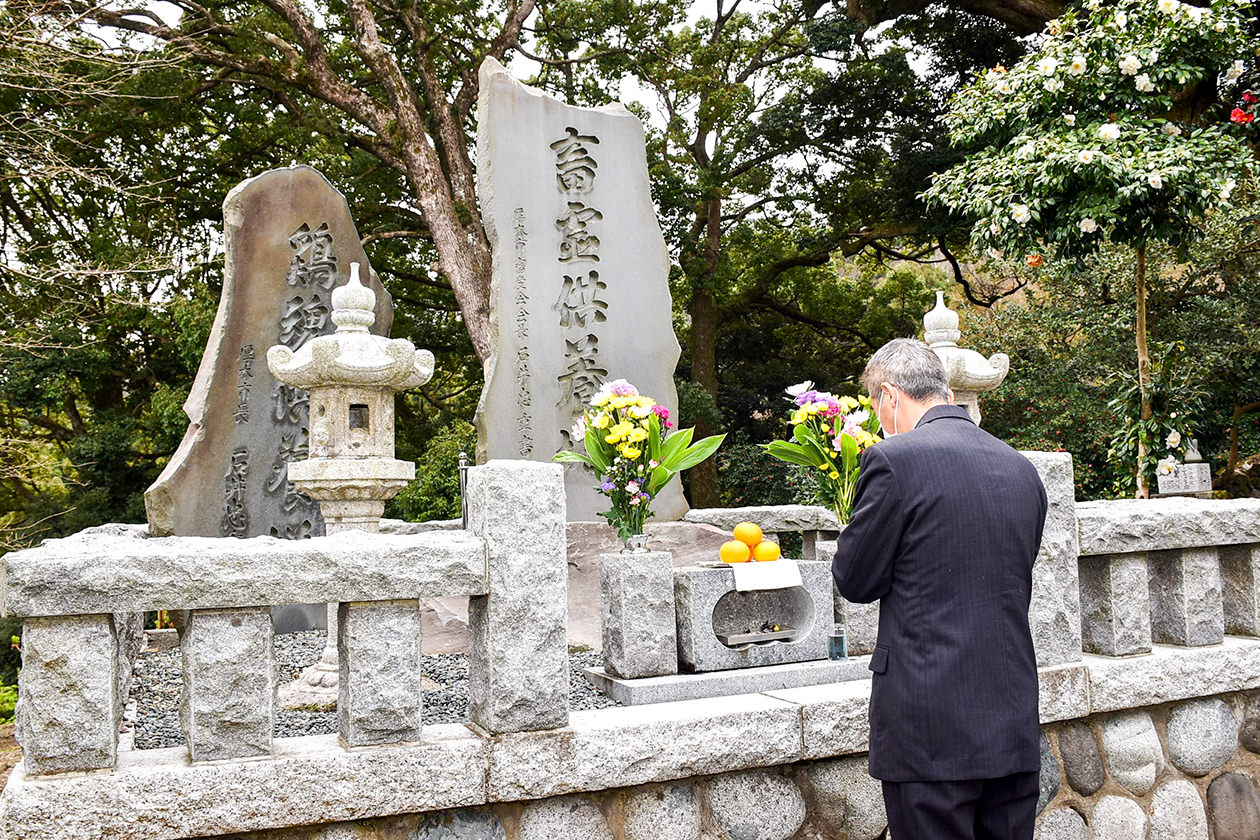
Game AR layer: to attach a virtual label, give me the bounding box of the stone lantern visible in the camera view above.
[267,261,433,706]
[923,291,1009,426]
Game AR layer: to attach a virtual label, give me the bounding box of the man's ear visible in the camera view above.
[947,389,955,404]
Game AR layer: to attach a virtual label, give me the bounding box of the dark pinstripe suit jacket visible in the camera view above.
[832,404,1048,782]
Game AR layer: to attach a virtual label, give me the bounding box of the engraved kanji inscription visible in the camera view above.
[556,271,608,328]
[221,448,249,537]
[556,334,608,407]
[550,127,600,193]
[286,222,337,290]
[234,344,255,424]
[556,202,603,262]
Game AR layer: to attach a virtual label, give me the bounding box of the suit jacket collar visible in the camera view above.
[914,404,975,429]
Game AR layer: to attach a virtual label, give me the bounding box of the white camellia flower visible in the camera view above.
[1115,11,1127,27]
[1157,455,1177,476]
[1162,121,1183,136]
[1065,114,1077,126]
[1016,141,1036,159]
[1044,78,1064,93]
[1078,149,1097,164]
[1135,73,1156,93]
[1185,5,1204,21]
[1148,172,1163,189]
[1069,55,1088,75]
[1222,178,1237,200]
[1099,123,1121,141]
[1148,49,1160,64]
[1120,54,1142,76]
[1079,217,1099,233]
[1214,19,1228,31]
[1086,0,1101,8]
[1011,204,1032,224]
[1037,56,1059,76]
[1226,60,1245,81]
[997,78,1016,95]
[990,221,1001,236]
[1166,430,1182,449]
[1157,0,1177,13]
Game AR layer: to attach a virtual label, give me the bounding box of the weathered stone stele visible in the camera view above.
[474,56,686,521]
[145,166,393,544]
[145,166,393,630]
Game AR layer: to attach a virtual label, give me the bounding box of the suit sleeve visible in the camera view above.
[832,445,903,603]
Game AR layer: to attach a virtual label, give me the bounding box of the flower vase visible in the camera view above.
[622,533,651,554]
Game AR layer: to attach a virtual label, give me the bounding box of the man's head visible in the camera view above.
[861,338,952,435]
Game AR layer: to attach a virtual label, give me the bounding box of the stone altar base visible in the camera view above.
[583,657,871,706]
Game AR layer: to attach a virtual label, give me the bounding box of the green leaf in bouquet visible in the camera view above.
[839,431,859,473]
[670,433,726,472]
[584,425,611,473]
[647,413,663,462]
[552,450,595,467]
[762,440,817,468]
[647,465,674,496]
[659,426,694,467]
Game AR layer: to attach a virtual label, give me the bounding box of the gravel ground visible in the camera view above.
[130,630,618,750]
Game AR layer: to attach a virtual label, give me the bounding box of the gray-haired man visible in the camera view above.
[833,338,1048,840]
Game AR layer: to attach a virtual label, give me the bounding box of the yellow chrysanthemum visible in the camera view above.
[791,408,807,425]
[591,412,611,429]
[838,396,859,413]
[829,470,840,479]
[621,446,642,460]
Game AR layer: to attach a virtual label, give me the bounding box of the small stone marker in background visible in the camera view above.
[474,57,686,522]
[145,166,394,631]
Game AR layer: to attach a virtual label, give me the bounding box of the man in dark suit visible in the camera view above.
[833,338,1048,840]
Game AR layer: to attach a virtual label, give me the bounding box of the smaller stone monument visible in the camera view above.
[1157,441,1213,498]
[268,262,434,708]
[923,291,1009,425]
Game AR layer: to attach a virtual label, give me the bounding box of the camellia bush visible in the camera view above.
[925,0,1255,496]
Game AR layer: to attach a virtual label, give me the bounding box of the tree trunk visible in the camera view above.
[1135,245,1152,499]
[688,285,721,508]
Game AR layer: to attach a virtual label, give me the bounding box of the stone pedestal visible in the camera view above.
[16,615,119,776]
[466,460,569,733]
[1148,547,1224,646]
[180,607,274,762]
[601,552,678,679]
[1080,553,1152,656]
[1024,452,1084,666]
[675,561,832,673]
[1221,544,1260,636]
[338,599,423,747]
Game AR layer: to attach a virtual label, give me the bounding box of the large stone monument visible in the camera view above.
[474,57,686,521]
[145,166,394,630]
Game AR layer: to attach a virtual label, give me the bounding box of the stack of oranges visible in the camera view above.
[719,521,781,563]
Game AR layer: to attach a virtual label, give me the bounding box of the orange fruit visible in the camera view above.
[719,540,752,563]
[732,521,763,547]
[752,541,781,562]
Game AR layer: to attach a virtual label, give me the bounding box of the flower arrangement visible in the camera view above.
[553,379,725,542]
[761,381,881,524]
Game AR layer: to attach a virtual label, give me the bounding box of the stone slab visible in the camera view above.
[338,600,423,747]
[1023,451,1083,667]
[763,679,872,759]
[2,527,487,617]
[145,165,394,543]
[486,693,803,800]
[0,726,486,840]
[1079,553,1152,656]
[1084,637,1260,713]
[600,552,677,679]
[683,505,839,534]
[1156,462,1212,496]
[584,657,870,705]
[474,57,686,522]
[1148,547,1224,646]
[16,614,119,775]
[466,461,569,733]
[1077,497,1260,556]
[1037,662,1091,724]
[675,560,832,672]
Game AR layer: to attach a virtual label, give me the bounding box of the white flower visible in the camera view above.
[1214,19,1227,31]
[1185,5,1204,21]
[1162,121,1183,136]
[986,247,1005,259]
[1157,0,1177,13]
[1226,60,1245,81]
[1044,77,1065,93]
[1047,19,1062,35]
[570,417,588,441]
[996,78,1016,95]
[1120,54,1142,76]
[1147,172,1163,189]
[1221,178,1237,200]
[848,409,870,426]
[1065,113,1077,126]
[1037,56,1060,76]
[785,381,815,398]
[625,480,640,494]
[1086,0,1100,8]
[1115,11,1127,27]
[1099,123,1121,141]
[989,220,1001,236]
[1157,455,1178,476]
[1135,73,1156,93]
[1068,55,1088,75]
[1147,49,1160,64]
[1016,141,1036,159]
[1011,204,1032,224]
[630,404,653,418]
[1166,430,1182,448]
[1079,217,1099,233]
[1078,149,1097,164]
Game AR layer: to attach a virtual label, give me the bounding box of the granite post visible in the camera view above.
[15,615,119,776]
[1148,547,1225,646]
[180,607,274,762]
[1220,543,1260,636]
[338,599,424,747]
[1079,553,1153,656]
[600,552,678,679]
[474,57,686,522]
[466,460,569,732]
[1023,452,1084,666]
